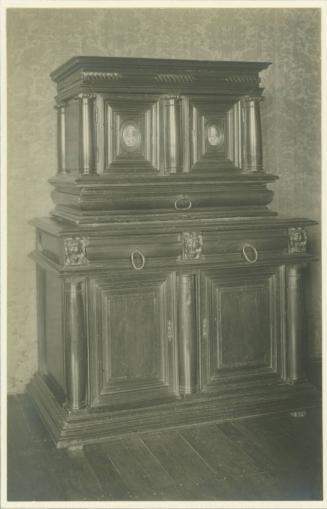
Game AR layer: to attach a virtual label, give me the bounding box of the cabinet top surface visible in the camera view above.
[51,55,271,82]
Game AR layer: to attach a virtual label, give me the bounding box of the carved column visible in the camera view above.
[79,94,96,175]
[64,277,88,410]
[56,103,66,174]
[178,274,198,395]
[242,96,263,172]
[286,264,307,383]
[36,266,47,375]
[163,96,181,174]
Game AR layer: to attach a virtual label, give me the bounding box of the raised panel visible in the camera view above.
[104,95,160,173]
[89,272,178,408]
[189,97,240,172]
[200,267,285,389]
[217,284,271,370]
[104,290,161,382]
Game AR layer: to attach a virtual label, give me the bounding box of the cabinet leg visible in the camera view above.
[290,410,307,418]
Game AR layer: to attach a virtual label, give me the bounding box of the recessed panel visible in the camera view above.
[104,95,160,173]
[189,97,238,172]
[89,273,178,408]
[217,284,271,370]
[200,268,283,389]
[107,291,161,382]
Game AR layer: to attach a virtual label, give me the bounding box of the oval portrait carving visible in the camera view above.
[121,122,141,151]
[207,124,224,147]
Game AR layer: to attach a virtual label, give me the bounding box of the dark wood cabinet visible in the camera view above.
[29,57,318,448]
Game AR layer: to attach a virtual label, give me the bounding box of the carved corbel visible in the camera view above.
[288,227,308,254]
[182,232,203,260]
[64,237,88,266]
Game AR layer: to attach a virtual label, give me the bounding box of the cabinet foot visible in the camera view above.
[290,410,307,418]
[67,444,84,453]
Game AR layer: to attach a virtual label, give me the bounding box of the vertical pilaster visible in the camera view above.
[242,96,263,172]
[79,94,96,175]
[64,278,88,410]
[56,103,66,174]
[286,264,306,383]
[163,96,181,174]
[178,274,198,395]
[36,266,47,375]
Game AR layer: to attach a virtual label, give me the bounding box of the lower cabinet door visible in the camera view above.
[199,266,286,390]
[88,271,178,408]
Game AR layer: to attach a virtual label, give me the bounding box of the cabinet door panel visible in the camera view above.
[200,266,285,389]
[89,272,178,408]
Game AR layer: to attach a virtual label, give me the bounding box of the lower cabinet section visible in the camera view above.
[31,258,318,448]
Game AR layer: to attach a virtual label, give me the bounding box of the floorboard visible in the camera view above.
[7,395,323,502]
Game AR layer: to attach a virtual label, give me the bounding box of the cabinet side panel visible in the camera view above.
[44,271,65,390]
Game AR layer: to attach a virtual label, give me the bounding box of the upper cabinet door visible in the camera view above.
[94,94,247,176]
[88,271,178,409]
[199,266,286,391]
[189,96,243,173]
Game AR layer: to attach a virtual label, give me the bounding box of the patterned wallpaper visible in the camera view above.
[7,8,321,392]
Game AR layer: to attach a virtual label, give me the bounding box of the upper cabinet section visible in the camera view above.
[52,57,270,178]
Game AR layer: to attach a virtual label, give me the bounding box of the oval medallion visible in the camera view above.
[207,124,224,147]
[121,123,141,150]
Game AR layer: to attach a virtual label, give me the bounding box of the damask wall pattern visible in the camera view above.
[7,8,321,392]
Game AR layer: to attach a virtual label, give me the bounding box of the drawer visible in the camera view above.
[202,230,289,265]
[80,233,181,269]
[58,228,289,270]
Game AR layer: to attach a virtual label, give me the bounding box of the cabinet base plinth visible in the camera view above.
[28,373,320,449]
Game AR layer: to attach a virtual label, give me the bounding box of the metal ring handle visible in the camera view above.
[174,196,192,211]
[242,243,258,264]
[131,249,146,270]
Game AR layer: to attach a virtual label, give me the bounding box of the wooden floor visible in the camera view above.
[7,394,322,502]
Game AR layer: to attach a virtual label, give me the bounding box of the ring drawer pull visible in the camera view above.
[174,196,192,210]
[131,249,146,270]
[242,243,258,264]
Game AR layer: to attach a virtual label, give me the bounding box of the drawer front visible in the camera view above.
[202,229,289,265]
[58,228,290,270]
[52,183,273,213]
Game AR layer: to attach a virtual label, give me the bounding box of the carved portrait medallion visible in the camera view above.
[121,122,141,151]
[206,123,224,147]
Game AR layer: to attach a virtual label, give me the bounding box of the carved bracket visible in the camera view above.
[288,227,308,254]
[64,237,88,266]
[182,232,203,260]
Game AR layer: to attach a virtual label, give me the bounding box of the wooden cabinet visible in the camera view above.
[29,57,318,448]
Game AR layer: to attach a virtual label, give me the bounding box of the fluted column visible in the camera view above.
[242,96,263,172]
[79,94,96,175]
[286,264,306,383]
[64,277,88,410]
[163,96,181,174]
[56,103,66,174]
[178,274,198,395]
